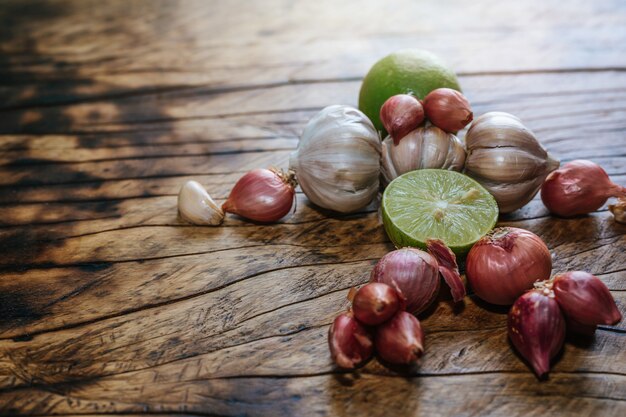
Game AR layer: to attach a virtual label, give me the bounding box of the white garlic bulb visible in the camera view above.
[289,105,381,213]
[381,125,466,185]
[464,112,560,213]
[178,180,224,225]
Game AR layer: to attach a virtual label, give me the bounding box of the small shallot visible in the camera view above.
[422,88,473,133]
[328,312,374,369]
[380,94,425,144]
[508,289,565,378]
[222,168,296,223]
[375,311,425,365]
[466,227,552,305]
[552,271,622,326]
[541,160,626,217]
[352,283,403,326]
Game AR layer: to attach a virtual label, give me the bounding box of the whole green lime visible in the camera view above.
[359,49,462,134]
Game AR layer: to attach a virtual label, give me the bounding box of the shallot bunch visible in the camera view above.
[328,282,424,368]
[380,89,473,144]
[508,271,622,378]
[328,240,464,369]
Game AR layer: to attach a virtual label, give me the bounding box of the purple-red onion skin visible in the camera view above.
[422,88,473,133]
[426,239,465,302]
[541,160,626,217]
[370,248,440,315]
[466,227,552,305]
[328,312,374,369]
[380,95,425,145]
[508,290,565,378]
[553,271,622,326]
[375,311,424,365]
[352,283,402,326]
[222,168,295,223]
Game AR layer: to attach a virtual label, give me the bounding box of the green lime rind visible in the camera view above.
[382,170,498,255]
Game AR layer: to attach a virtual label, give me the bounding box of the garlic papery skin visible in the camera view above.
[464,112,560,213]
[289,105,381,213]
[381,125,466,185]
[178,180,224,225]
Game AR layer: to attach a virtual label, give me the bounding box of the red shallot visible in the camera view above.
[422,88,473,133]
[375,311,424,365]
[352,283,403,326]
[222,168,296,222]
[541,160,626,217]
[508,289,565,378]
[466,227,552,305]
[552,271,622,326]
[328,312,374,369]
[380,94,425,144]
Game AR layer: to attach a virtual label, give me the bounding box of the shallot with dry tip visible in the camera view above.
[375,311,425,365]
[466,227,552,305]
[508,289,565,378]
[328,312,374,369]
[379,94,425,144]
[351,283,403,326]
[541,159,626,217]
[222,168,296,223]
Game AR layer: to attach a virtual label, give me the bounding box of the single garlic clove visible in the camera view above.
[422,88,473,133]
[553,271,622,326]
[375,311,424,365]
[178,180,224,226]
[508,289,565,378]
[328,312,374,369]
[609,198,626,224]
[380,94,425,144]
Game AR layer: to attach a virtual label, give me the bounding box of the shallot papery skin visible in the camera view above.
[426,239,465,302]
[352,283,402,326]
[222,168,295,223]
[380,94,425,144]
[370,248,440,315]
[328,312,374,369]
[508,290,565,378]
[552,271,622,326]
[375,311,424,365]
[422,88,473,133]
[466,227,552,305]
[541,160,626,217]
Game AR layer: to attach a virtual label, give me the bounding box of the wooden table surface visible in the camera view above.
[1,0,625,415]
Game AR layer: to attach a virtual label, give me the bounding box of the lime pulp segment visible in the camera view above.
[382,169,498,254]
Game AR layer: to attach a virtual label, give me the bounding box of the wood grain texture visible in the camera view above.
[0,0,625,416]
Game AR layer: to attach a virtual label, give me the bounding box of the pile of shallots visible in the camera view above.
[508,271,622,378]
[329,240,465,369]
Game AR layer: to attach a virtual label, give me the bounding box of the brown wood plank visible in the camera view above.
[0,373,624,416]
[1,0,626,415]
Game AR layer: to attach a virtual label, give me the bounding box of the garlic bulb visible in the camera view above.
[289,105,381,213]
[464,112,560,213]
[178,180,224,225]
[381,125,466,185]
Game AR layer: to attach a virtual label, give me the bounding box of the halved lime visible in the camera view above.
[382,169,498,255]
